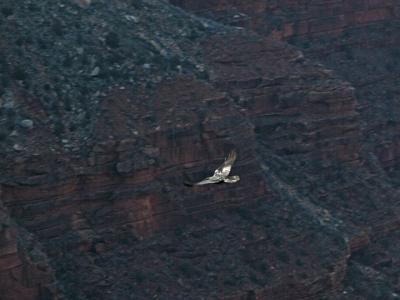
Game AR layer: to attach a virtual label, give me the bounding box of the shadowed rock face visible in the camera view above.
[0,0,400,299]
[0,197,56,300]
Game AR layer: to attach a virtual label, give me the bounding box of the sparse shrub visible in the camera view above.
[64,97,72,111]
[343,46,353,60]
[236,207,252,220]
[300,272,308,279]
[43,83,51,91]
[386,120,397,127]
[188,29,199,40]
[241,248,254,265]
[6,118,15,131]
[302,41,310,49]
[1,74,10,88]
[342,30,351,38]
[174,227,184,237]
[15,38,23,47]
[117,229,137,245]
[166,55,180,71]
[27,3,38,11]
[54,120,64,136]
[50,100,60,113]
[352,248,374,265]
[295,258,304,267]
[1,7,13,17]
[36,37,48,50]
[198,71,209,81]
[24,36,33,45]
[108,52,124,64]
[285,174,296,185]
[63,55,73,68]
[286,36,297,45]
[385,62,395,72]
[249,271,260,284]
[80,53,89,66]
[52,19,64,36]
[391,48,400,57]
[12,66,28,81]
[298,248,308,257]
[134,270,145,283]
[105,32,120,48]
[257,262,270,274]
[223,276,237,286]
[0,129,7,141]
[272,237,284,247]
[76,33,84,45]
[376,282,392,299]
[276,250,290,263]
[179,262,198,277]
[380,237,390,248]
[69,123,76,132]
[269,17,283,31]
[0,57,7,73]
[5,107,16,118]
[130,0,144,9]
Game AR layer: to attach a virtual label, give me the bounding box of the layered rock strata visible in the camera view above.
[0,197,56,300]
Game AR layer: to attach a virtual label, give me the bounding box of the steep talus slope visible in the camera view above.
[0,0,400,299]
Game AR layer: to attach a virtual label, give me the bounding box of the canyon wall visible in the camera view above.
[170,0,400,298]
[0,0,400,299]
[171,0,400,172]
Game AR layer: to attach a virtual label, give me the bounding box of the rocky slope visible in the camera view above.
[1,0,400,299]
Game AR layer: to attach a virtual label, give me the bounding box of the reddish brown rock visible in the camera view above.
[0,197,57,300]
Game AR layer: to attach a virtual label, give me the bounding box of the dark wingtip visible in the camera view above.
[183,173,194,187]
[228,149,236,156]
[184,181,194,187]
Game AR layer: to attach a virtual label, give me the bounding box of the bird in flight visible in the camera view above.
[184,150,240,186]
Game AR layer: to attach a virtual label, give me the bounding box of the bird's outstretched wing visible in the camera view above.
[191,177,221,186]
[184,176,221,186]
[213,150,237,178]
[183,150,237,187]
